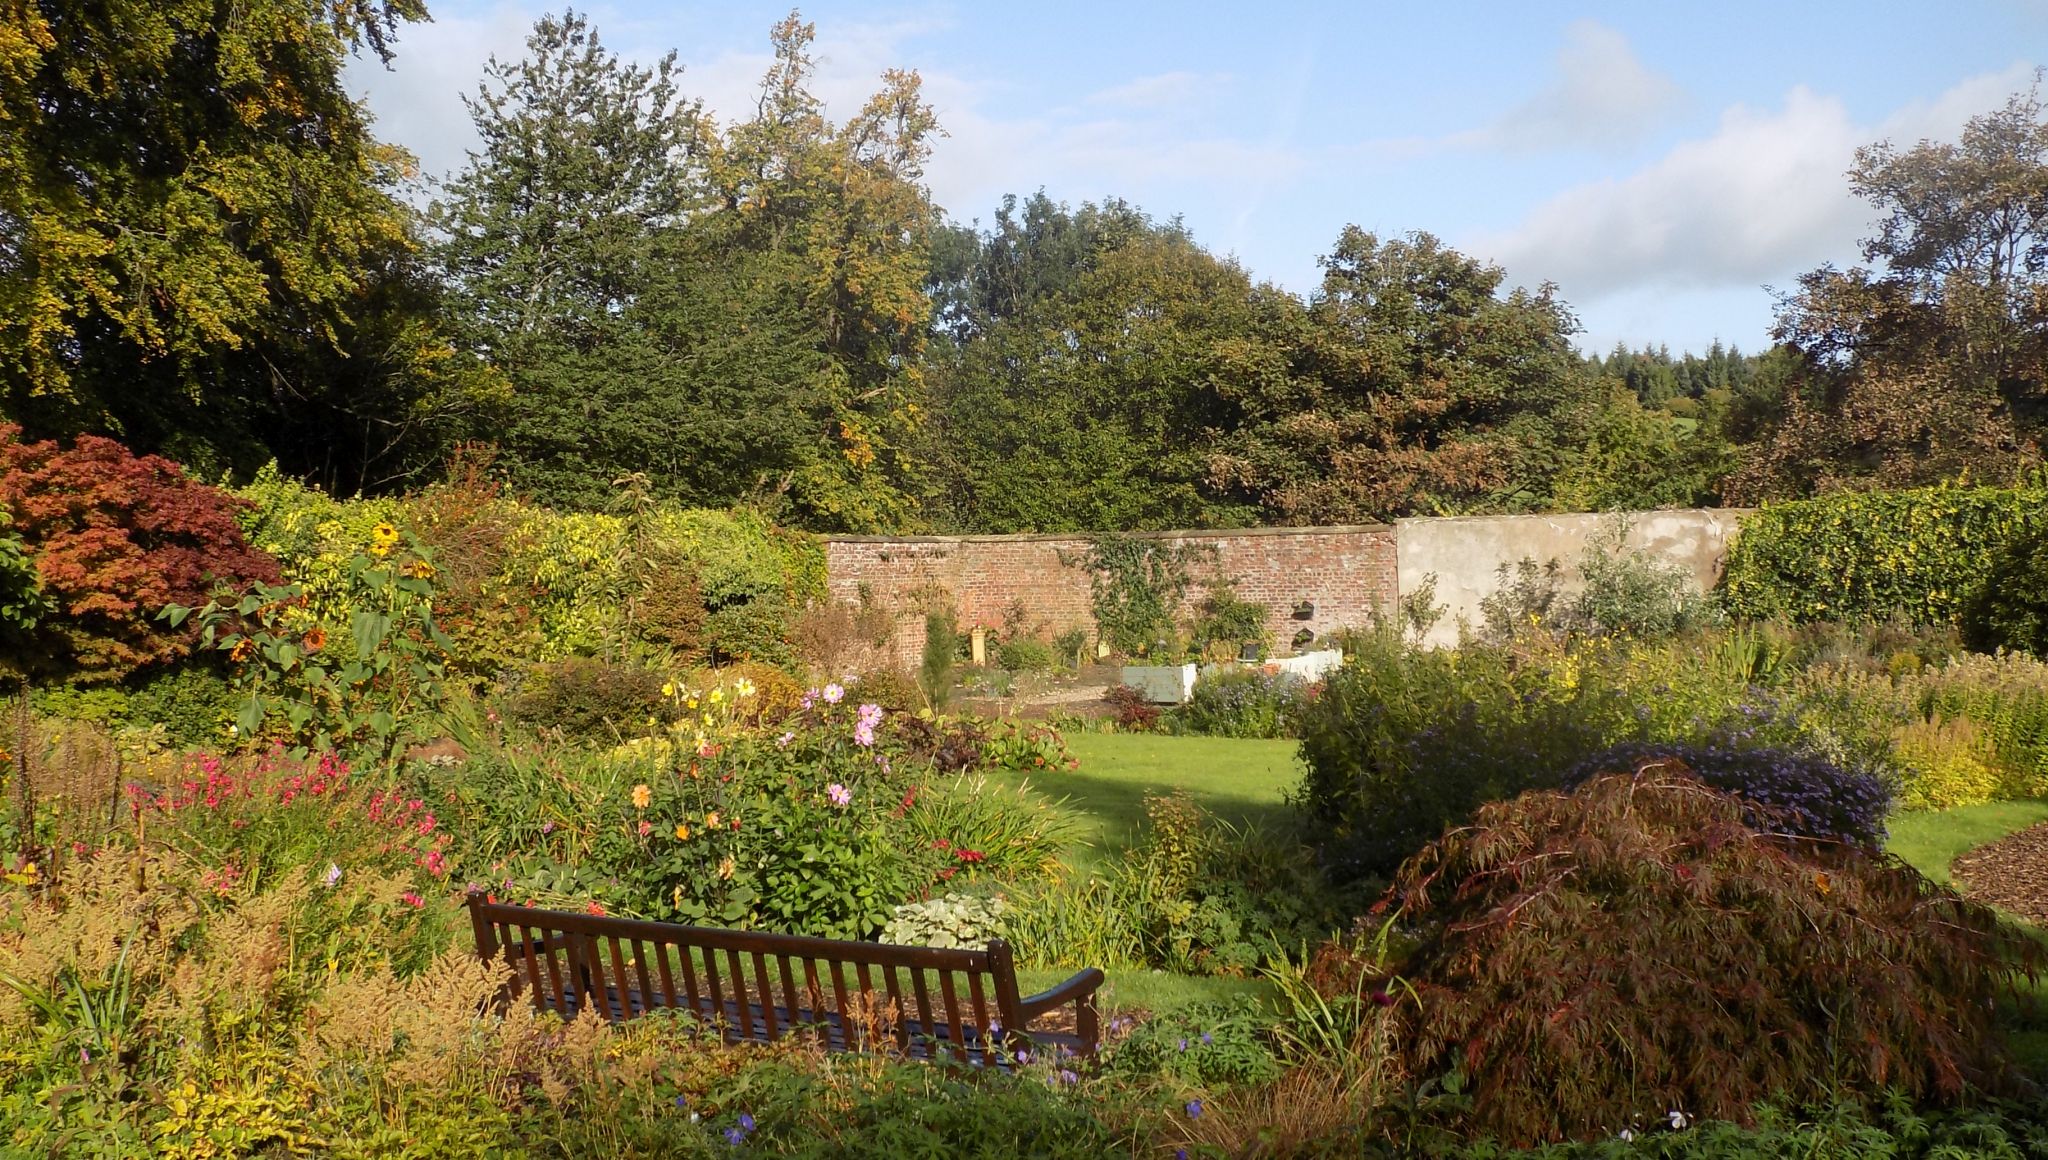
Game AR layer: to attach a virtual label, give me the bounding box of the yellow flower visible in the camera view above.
[717,857,735,881]
[675,823,691,840]
[709,688,724,705]
[686,696,699,710]
[19,861,36,881]
[661,681,677,698]
[403,558,437,580]
[631,783,652,810]
[733,677,756,698]
[369,522,400,558]
[705,811,721,829]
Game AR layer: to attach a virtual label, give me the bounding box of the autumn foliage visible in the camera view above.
[1359,762,2041,1145]
[0,426,280,680]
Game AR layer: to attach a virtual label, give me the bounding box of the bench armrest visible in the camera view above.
[1016,967,1105,1022]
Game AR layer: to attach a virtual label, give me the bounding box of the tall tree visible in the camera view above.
[437,10,938,528]
[1731,82,2048,501]
[922,195,1282,531]
[1208,228,1586,523]
[0,0,482,490]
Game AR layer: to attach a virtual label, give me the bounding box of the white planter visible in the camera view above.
[1197,649,1346,684]
[1121,663,1200,704]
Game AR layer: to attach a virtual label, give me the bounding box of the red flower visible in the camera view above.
[932,839,951,851]
[586,900,607,917]
[955,849,985,864]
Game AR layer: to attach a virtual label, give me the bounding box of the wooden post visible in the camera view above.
[969,626,987,666]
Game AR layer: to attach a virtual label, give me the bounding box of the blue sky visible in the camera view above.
[350,1,2046,356]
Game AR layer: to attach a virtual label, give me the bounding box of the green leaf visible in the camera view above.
[237,694,265,737]
[351,610,390,660]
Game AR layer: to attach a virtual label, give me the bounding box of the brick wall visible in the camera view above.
[823,526,1399,670]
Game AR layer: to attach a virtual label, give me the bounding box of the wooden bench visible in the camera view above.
[464,895,1105,1062]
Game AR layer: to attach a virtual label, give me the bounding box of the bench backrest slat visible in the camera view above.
[936,969,966,1061]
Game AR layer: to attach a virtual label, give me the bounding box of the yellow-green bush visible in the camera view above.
[1721,483,2043,626]
[230,468,825,678]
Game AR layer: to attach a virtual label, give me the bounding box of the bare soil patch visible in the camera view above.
[1951,821,2048,924]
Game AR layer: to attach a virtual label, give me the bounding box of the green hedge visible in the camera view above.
[1721,484,2045,626]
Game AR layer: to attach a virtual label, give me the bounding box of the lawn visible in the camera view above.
[1026,731,1301,864]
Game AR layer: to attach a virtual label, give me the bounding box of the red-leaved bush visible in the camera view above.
[1342,761,2042,1146]
[0,426,280,680]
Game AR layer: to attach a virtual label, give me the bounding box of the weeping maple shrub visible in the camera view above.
[1362,760,2041,1146]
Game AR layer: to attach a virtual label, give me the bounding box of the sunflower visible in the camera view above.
[229,638,256,662]
[369,522,400,558]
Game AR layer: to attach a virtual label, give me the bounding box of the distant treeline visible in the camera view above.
[3,3,2043,530]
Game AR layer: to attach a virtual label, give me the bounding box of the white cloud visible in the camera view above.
[1469,63,2039,304]
[1085,71,1222,111]
[1487,20,1683,151]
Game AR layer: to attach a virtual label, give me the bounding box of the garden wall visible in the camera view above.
[826,510,1748,667]
[1397,509,1747,648]
[823,526,1399,669]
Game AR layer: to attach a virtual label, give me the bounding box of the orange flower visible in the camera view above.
[229,639,256,662]
[303,627,327,652]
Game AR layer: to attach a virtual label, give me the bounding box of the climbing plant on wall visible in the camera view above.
[1069,535,1211,657]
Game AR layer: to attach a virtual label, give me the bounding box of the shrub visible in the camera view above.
[510,658,670,738]
[919,612,958,711]
[1294,630,1638,880]
[1721,483,2042,627]
[1169,668,1309,739]
[1569,521,1723,638]
[35,665,237,747]
[1565,744,1893,847]
[995,635,1056,673]
[0,427,280,681]
[705,660,805,726]
[1102,684,1160,731]
[701,593,794,666]
[849,669,922,712]
[1374,768,2042,1146]
[1966,515,2048,655]
[1480,523,1719,643]
[790,594,894,679]
[400,450,540,680]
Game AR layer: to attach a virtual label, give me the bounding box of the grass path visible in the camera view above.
[1886,799,2048,883]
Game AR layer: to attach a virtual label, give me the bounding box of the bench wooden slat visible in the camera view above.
[937,969,966,1063]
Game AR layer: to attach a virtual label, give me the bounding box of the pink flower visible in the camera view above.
[827,783,851,807]
[853,722,876,747]
[822,683,844,705]
[638,820,654,837]
[777,731,795,748]
[401,892,424,908]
